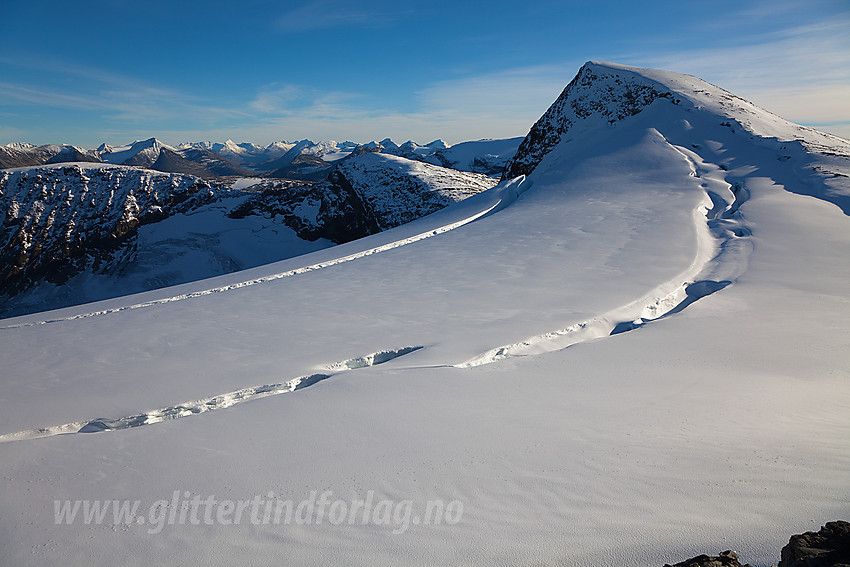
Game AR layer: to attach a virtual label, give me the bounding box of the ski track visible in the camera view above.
[0,347,423,444]
[0,151,755,442]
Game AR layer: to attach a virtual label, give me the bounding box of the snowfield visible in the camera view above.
[0,62,848,567]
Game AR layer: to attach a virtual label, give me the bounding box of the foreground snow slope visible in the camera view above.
[0,62,848,567]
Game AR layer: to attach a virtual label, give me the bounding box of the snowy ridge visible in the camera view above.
[425,137,522,175]
[458,131,752,366]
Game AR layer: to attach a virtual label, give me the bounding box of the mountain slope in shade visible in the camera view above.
[0,62,848,567]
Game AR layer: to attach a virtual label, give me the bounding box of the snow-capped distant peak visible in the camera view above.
[98,138,171,166]
[5,142,36,151]
[425,139,450,149]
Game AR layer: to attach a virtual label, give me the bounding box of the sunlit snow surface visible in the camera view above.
[1,63,849,566]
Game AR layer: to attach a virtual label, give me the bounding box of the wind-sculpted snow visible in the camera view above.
[0,187,506,328]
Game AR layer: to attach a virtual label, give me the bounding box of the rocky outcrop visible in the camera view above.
[665,550,749,567]
[778,521,850,567]
[665,522,850,567]
[503,61,676,180]
[227,179,380,244]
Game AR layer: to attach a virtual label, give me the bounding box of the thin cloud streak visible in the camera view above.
[628,14,850,138]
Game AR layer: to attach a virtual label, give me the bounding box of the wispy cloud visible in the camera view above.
[626,14,850,137]
[274,0,411,32]
[0,82,103,111]
[0,57,244,131]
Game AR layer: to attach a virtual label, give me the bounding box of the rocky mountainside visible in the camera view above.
[1,139,250,178]
[3,136,521,180]
[100,138,251,177]
[329,152,498,229]
[504,61,680,179]
[0,154,495,317]
[426,137,522,175]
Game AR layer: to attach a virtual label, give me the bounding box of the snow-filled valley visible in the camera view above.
[0,62,848,567]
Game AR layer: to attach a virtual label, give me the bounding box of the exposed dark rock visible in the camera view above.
[664,550,749,567]
[0,165,220,298]
[778,521,850,567]
[503,61,674,180]
[228,178,379,244]
[663,522,850,567]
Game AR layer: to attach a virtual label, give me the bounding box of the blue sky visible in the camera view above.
[1,0,848,147]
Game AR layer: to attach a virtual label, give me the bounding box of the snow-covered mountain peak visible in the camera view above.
[505,60,850,180]
[5,142,36,151]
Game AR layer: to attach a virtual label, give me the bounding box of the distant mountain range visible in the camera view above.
[1,136,523,180]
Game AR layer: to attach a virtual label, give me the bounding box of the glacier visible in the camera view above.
[0,61,848,567]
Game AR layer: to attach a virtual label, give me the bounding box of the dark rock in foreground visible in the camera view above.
[665,522,850,567]
[664,550,749,567]
[778,521,850,567]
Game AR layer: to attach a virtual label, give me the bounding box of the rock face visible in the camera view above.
[664,550,749,567]
[329,152,497,230]
[503,61,676,180]
[0,165,219,298]
[227,178,380,244]
[778,521,850,567]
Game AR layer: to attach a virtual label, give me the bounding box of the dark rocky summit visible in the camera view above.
[503,61,675,180]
